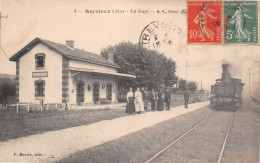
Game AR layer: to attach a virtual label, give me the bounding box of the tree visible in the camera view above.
[165,58,178,87]
[0,77,16,104]
[187,81,198,92]
[101,41,178,90]
[178,79,187,92]
[177,79,198,92]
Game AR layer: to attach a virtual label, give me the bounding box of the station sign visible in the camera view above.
[32,71,48,78]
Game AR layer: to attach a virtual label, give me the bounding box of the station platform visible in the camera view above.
[73,102,126,110]
[0,101,209,162]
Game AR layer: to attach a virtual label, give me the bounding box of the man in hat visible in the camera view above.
[164,87,172,111]
[184,89,191,108]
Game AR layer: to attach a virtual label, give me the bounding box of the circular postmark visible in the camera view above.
[139,21,182,49]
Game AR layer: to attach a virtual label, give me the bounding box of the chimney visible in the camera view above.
[107,50,114,62]
[222,64,230,81]
[66,40,74,49]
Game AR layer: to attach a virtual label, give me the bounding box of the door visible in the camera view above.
[93,82,100,104]
[76,81,85,105]
[106,83,112,103]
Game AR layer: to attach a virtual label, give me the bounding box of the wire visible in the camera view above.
[0,46,9,59]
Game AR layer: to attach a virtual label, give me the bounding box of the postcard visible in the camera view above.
[0,0,259,162]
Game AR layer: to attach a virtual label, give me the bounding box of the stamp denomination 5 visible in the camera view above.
[224,1,258,44]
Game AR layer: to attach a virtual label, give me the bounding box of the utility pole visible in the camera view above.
[248,68,251,96]
[257,61,260,98]
[186,60,187,81]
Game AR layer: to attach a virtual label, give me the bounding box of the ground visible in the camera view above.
[0,97,196,142]
[0,98,258,163]
[222,101,259,163]
[0,108,126,141]
[58,106,213,163]
[58,101,259,163]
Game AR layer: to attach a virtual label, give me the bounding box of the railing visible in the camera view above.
[8,103,61,114]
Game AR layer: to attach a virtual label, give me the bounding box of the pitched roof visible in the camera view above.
[9,37,120,69]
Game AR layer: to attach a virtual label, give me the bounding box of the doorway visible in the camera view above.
[76,81,85,105]
[93,82,100,104]
[106,83,112,103]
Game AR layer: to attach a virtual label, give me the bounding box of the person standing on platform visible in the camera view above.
[184,89,191,108]
[157,89,164,111]
[135,87,144,113]
[125,87,135,114]
[141,87,149,110]
[165,87,171,111]
[150,89,158,111]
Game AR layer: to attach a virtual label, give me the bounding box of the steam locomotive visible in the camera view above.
[210,64,244,111]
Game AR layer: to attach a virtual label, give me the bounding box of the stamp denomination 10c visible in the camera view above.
[187,1,222,44]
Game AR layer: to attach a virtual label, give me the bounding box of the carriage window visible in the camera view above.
[35,54,45,69]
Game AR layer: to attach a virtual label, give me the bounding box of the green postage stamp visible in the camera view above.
[224,1,258,44]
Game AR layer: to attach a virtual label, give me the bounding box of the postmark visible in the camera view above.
[139,21,182,49]
[224,1,258,44]
[187,1,222,44]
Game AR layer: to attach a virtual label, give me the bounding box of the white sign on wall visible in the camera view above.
[32,71,48,78]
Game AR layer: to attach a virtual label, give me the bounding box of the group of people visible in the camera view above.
[125,87,190,114]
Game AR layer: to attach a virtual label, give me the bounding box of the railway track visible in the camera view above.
[145,111,235,163]
[217,112,235,163]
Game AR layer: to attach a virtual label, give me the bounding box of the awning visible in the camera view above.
[69,67,136,78]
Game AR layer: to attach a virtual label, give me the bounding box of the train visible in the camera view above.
[210,64,244,111]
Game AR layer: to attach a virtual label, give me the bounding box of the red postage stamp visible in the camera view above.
[187,1,222,44]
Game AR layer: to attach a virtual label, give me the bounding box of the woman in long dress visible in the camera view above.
[229,4,252,41]
[150,89,158,111]
[193,4,217,41]
[157,89,164,111]
[135,87,144,113]
[125,87,135,114]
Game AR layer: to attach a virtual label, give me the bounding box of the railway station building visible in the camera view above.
[9,37,135,107]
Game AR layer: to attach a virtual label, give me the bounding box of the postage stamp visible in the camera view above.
[224,1,258,44]
[139,21,182,49]
[187,1,222,44]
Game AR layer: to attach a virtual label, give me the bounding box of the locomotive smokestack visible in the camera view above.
[222,64,231,81]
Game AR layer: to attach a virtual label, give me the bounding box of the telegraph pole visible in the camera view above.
[248,68,251,96]
[257,61,260,98]
[186,60,187,81]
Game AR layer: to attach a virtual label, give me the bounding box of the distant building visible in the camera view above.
[9,37,135,106]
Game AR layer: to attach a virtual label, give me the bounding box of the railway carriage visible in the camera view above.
[210,64,244,111]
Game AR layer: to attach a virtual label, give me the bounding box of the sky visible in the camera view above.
[0,0,259,93]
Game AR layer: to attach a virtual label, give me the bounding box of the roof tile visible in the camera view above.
[41,39,120,68]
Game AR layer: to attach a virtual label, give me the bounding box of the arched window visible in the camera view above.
[34,80,45,97]
[35,53,45,69]
[76,81,85,105]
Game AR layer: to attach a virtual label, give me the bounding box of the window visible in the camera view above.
[37,83,44,97]
[37,56,44,67]
[35,80,45,97]
[35,53,45,69]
